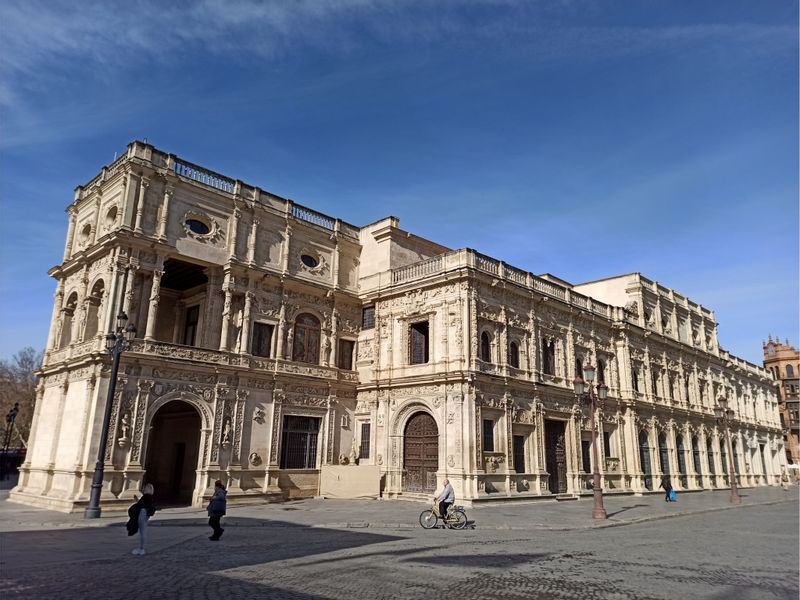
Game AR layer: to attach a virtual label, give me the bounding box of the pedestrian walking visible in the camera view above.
[127,483,156,555]
[207,480,227,541]
[660,475,675,502]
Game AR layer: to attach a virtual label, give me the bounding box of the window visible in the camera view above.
[576,357,583,379]
[692,436,701,474]
[632,367,639,393]
[359,422,371,459]
[251,322,274,357]
[788,365,795,377]
[542,338,556,375]
[185,219,210,235]
[480,332,491,362]
[409,321,429,364]
[482,419,495,452]
[337,339,355,370]
[513,435,526,473]
[719,440,727,474]
[581,440,592,473]
[597,360,606,384]
[183,305,200,346]
[651,370,659,396]
[603,431,612,457]
[508,341,519,368]
[292,313,321,364]
[684,375,691,402]
[707,439,715,475]
[668,376,675,400]
[699,382,705,403]
[362,306,375,329]
[300,254,318,268]
[280,416,320,469]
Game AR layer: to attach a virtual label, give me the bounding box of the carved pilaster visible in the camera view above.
[134,177,149,234]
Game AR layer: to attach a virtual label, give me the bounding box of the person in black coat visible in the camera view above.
[127,484,156,555]
[207,480,227,541]
[660,475,674,502]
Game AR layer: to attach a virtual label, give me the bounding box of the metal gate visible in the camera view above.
[544,420,567,494]
[403,412,438,492]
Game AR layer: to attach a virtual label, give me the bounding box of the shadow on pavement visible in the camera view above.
[403,552,553,568]
[1,516,406,600]
[606,504,649,518]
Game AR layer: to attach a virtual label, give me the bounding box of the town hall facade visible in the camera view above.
[11,141,786,512]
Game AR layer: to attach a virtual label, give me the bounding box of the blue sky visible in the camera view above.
[0,0,797,365]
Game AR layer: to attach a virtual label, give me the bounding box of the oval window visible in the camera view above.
[185,219,210,235]
[300,254,318,268]
[105,206,118,228]
[79,223,92,242]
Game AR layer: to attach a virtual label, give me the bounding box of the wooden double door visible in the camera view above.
[545,419,568,494]
[403,412,439,492]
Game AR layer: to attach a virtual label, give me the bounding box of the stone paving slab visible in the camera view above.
[1,485,796,534]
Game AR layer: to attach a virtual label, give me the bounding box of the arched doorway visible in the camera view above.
[145,401,201,506]
[403,412,438,493]
[638,430,652,490]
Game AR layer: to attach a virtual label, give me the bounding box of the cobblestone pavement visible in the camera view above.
[1,489,797,599]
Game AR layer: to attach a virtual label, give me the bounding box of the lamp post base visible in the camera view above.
[592,507,608,519]
[84,506,102,519]
[730,494,742,505]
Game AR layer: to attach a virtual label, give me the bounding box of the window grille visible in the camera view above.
[292,313,320,364]
[482,419,494,452]
[362,306,375,329]
[359,422,371,459]
[251,322,274,357]
[280,416,321,469]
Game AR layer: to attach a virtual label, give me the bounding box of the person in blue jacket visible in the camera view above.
[207,480,227,541]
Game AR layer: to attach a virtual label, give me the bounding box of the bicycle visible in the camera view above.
[419,502,468,530]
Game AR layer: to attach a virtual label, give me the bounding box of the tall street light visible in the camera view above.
[714,397,741,505]
[1,402,20,480]
[84,312,136,519]
[574,363,609,519]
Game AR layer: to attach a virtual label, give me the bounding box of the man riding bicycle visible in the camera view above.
[435,478,455,522]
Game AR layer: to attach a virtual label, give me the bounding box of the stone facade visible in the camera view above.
[11,141,787,512]
[762,337,799,471]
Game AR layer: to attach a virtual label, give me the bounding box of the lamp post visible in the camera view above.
[84,312,136,519]
[1,402,20,480]
[574,363,608,519]
[714,397,741,505]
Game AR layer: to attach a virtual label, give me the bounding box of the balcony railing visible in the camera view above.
[291,203,335,231]
[172,159,235,193]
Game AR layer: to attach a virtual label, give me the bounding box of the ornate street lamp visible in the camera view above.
[714,397,741,505]
[574,363,609,519]
[84,312,136,519]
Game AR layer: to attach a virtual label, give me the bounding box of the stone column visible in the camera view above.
[276,296,287,359]
[134,177,149,234]
[144,266,164,341]
[240,291,253,354]
[246,217,259,265]
[122,265,137,318]
[219,283,233,352]
[91,194,103,244]
[158,185,172,241]
[281,224,292,274]
[45,280,66,352]
[329,307,339,367]
[228,208,241,261]
[63,207,78,261]
[332,221,341,289]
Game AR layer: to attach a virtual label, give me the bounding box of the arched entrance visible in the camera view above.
[402,412,438,493]
[638,430,652,490]
[144,401,201,506]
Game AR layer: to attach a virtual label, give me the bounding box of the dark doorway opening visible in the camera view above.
[403,412,438,492]
[544,420,567,494]
[145,401,201,506]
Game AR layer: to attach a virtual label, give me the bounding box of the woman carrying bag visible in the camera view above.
[207,480,227,541]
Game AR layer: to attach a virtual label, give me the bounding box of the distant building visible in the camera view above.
[763,337,800,471]
[10,141,786,512]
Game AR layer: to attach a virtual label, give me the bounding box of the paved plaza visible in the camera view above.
[1,487,797,599]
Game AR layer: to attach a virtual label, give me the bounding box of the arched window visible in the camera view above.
[60,293,79,348]
[542,338,556,375]
[508,341,519,368]
[292,313,321,364]
[575,357,583,379]
[480,331,491,363]
[658,433,669,474]
[597,359,606,384]
[632,367,640,393]
[706,438,715,475]
[691,436,701,474]
[787,365,795,377]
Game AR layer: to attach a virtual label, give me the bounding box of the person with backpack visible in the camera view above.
[660,474,675,502]
[127,483,156,555]
[207,480,227,541]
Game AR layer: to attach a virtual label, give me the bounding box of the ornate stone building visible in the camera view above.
[11,141,786,512]
[763,337,799,470]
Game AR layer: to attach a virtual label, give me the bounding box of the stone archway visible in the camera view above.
[144,400,202,506]
[402,412,438,493]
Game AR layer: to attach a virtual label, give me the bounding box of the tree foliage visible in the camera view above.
[0,347,43,448]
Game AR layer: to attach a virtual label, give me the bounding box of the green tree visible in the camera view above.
[0,347,42,448]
